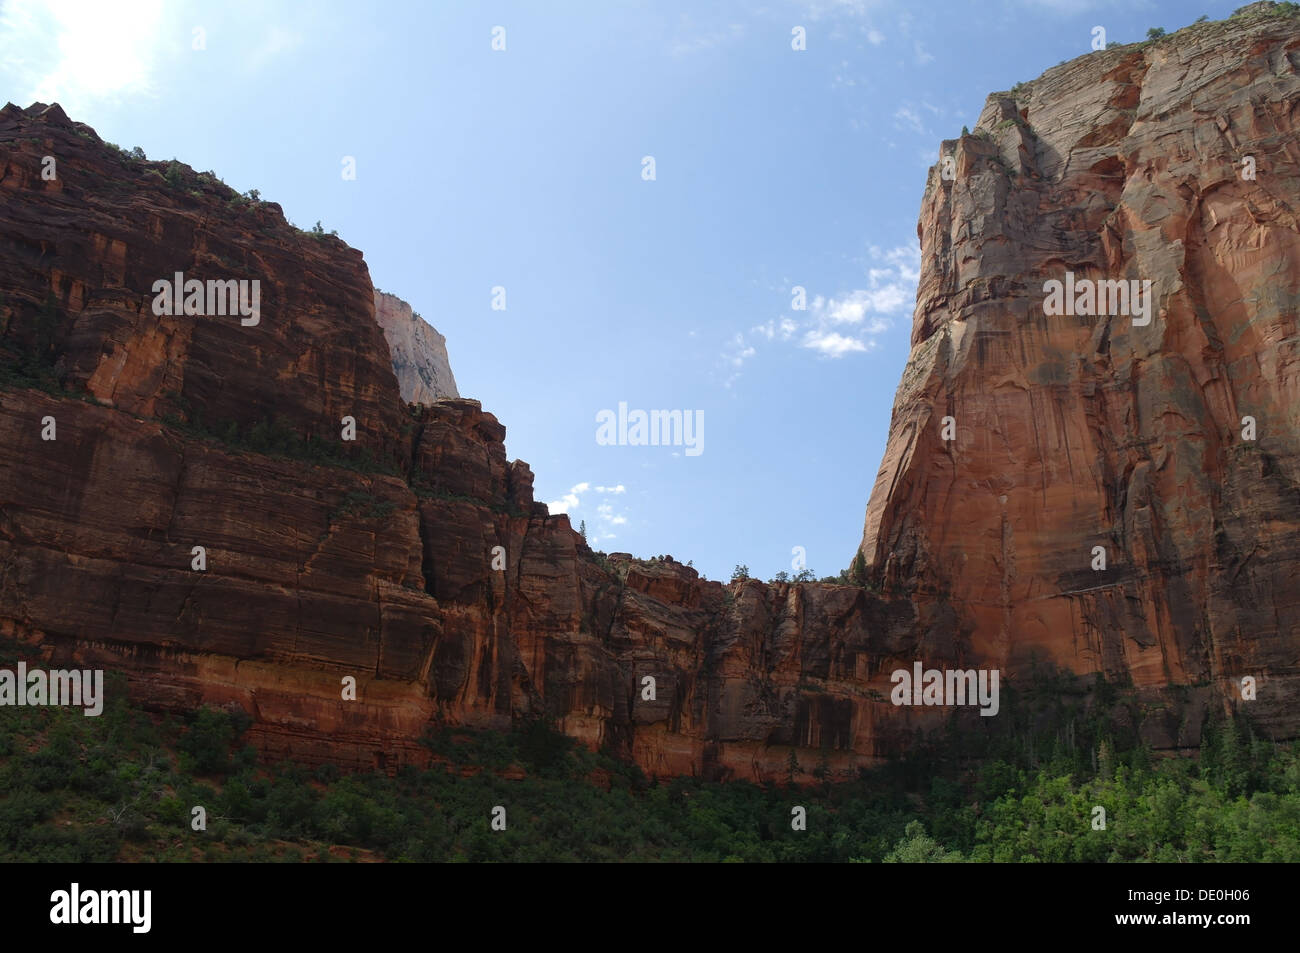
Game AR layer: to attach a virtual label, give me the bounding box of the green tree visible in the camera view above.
[163,160,185,188]
[850,551,868,587]
[578,519,587,543]
[179,706,237,774]
[1146,27,1166,39]
[731,564,750,582]
[883,821,965,862]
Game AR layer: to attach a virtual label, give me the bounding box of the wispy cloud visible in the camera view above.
[894,100,942,136]
[721,332,757,387]
[719,239,920,377]
[799,0,883,21]
[752,317,798,341]
[894,104,925,134]
[669,16,744,56]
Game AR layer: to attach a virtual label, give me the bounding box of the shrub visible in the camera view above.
[179,706,239,774]
[163,160,185,188]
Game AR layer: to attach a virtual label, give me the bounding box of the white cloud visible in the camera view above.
[867,28,885,44]
[0,0,166,114]
[752,317,798,341]
[802,330,870,357]
[547,482,590,514]
[548,483,630,542]
[720,240,919,372]
[871,241,922,283]
[596,502,628,526]
[725,332,756,367]
[913,41,935,65]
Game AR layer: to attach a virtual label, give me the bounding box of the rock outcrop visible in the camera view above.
[373,290,458,404]
[0,99,932,781]
[1,6,1297,783]
[860,5,1300,739]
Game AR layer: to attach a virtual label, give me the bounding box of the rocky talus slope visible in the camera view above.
[0,8,1296,780]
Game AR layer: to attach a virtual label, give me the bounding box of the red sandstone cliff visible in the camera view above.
[0,100,931,781]
[860,6,1300,740]
[1,7,1297,783]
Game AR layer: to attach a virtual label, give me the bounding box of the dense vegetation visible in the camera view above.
[1,643,1296,862]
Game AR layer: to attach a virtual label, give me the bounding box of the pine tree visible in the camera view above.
[850,551,868,587]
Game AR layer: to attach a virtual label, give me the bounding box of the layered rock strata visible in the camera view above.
[1,7,1297,782]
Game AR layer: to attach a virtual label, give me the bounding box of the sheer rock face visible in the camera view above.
[0,100,937,780]
[859,10,1300,737]
[1,11,1298,785]
[373,291,459,404]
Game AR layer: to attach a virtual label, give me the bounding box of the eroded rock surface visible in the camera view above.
[860,7,1300,739]
[1,9,1297,782]
[374,290,458,404]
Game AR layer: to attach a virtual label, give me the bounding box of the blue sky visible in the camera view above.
[1,0,1239,582]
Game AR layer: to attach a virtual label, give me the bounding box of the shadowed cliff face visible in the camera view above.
[0,100,941,782]
[859,10,1300,738]
[0,9,1297,784]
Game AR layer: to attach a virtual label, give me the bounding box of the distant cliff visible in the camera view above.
[374,290,458,404]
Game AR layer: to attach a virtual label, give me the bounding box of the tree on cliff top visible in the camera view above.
[850,551,869,587]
